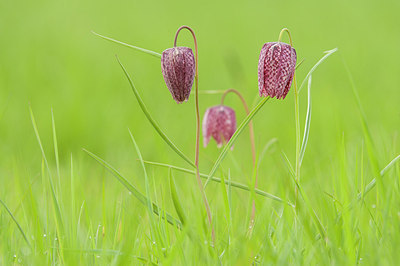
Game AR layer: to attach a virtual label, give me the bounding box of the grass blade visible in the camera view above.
[281,151,327,241]
[204,97,271,188]
[0,199,31,248]
[51,108,61,192]
[83,149,182,228]
[343,58,380,178]
[358,154,400,200]
[128,129,153,214]
[298,48,338,93]
[169,168,186,225]
[92,31,161,58]
[116,56,196,168]
[142,160,293,206]
[299,75,312,165]
[29,106,65,237]
[284,159,327,240]
[128,129,161,249]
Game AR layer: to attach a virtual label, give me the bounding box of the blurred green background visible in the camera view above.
[1,0,399,168]
[0,0,399,262]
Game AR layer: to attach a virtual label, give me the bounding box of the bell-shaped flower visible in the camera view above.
[258,42,297,99]
[161,47,195,103]
[202,105,237,148]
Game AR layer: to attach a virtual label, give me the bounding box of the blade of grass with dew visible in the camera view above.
[127,129,156,242]
[116,56,195,169]
[204,97,271,188]
[298,48,338,93]
[92,31,161,58]
[299,76,312,166]
[82,149,182,228]
[0,199,31,248]
[29,106,65,256]
[142,160,292,206]
[169,168,186,226]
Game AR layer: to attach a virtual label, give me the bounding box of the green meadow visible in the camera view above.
[1,0,400,264]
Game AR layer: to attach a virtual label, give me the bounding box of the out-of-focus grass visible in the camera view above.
[1,0,400,264]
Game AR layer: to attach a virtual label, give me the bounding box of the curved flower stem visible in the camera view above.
[278,28,300,206]
[220,89,258,233]
[174,26,215,244]
[278,28,293,44]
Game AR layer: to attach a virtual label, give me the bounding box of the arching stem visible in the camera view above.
[220,89,258,234]
[279,28,300,206]
[174,26,215,244]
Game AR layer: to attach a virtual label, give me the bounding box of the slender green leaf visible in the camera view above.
[169,168,186,225]
[205,97,271,188]
[281,151,295,178]
[51,108,61,188]
[299,75,312,165]
[116,56,195,168]
[343,58,381,179]
[288,165,327,241]
[219,172,231,224]
[281,150,327,240]
[295,58,305,70]
[29,106,65,236]
[298,48,338,93]
[142,160,293,206]
[127,129,157,241]
[358,154,400,200]
[92,31,161,58]
[83,149,182,228]
[0,199,31,248]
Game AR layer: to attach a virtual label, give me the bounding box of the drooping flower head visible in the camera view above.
[258,42,297,99]
[202,105,237,148]
[161,47,195,103]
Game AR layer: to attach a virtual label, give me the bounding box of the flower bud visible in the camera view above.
[202,105,237,148]
[258,42,297,99]
[161,47,195,103]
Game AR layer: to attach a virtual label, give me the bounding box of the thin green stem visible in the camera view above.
[278,28,293,44]
[294,74,300,204]
[174,25,214,244]
[278,28,300,205]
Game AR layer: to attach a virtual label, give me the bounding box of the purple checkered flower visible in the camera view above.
[202,105,237,148]
[161,47,195,103]
[258,42,297,99]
